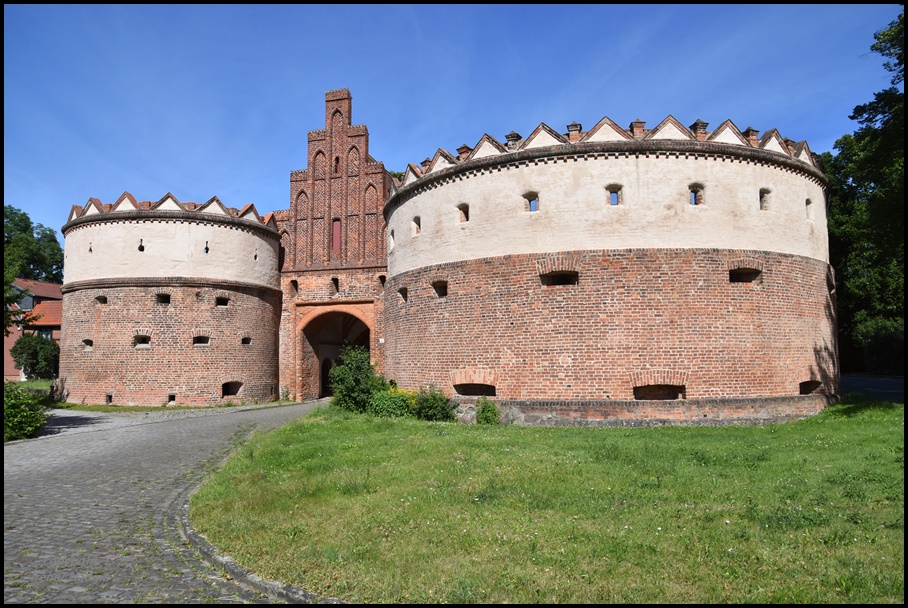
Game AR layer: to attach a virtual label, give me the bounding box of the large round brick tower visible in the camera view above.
[382,116,838,424]
[58,193,281,406]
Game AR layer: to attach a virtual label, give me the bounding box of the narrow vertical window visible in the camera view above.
[689,184,704,206]
[759,188,771,211]
[606,184,623,206]
[524,192,539,212]
[457,204,470,223]
[412,216,421,235]
[332,218,341,251]
[805,198,813,221]
[389,230,395,251]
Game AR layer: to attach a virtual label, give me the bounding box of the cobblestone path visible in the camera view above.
[4,402,326,604]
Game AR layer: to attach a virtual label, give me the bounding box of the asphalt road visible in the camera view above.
[840,374,904,404]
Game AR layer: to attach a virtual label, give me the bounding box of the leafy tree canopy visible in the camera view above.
[825,8,904,373]
[4,205,64,284]
[4,258,29,337]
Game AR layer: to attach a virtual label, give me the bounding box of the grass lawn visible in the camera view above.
[14,378,54,394]
[191,394,902,603]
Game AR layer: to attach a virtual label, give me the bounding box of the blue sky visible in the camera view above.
[4,4,903,245]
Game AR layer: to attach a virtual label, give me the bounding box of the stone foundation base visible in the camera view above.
[455,394,836,427]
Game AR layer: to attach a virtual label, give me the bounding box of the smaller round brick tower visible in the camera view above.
[58,193,281,406]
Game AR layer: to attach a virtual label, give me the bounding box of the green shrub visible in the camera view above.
[4,381,50,441]
[475,396,500,425]
[413,385,456,422]
[10,333,59,380]
[328,345,386,413]
[368,388,415,418]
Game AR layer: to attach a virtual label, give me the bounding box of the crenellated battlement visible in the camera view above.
[394,115,820,192]
[63,192,278,231]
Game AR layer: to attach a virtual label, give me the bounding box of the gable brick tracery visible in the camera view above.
[283,89,389,271]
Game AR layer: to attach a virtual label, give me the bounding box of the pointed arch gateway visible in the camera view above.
[296,306,374,400]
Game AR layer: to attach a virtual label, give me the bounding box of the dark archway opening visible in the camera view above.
[303,312,370,400]
[799,380,823,395]
[222,381,243,397]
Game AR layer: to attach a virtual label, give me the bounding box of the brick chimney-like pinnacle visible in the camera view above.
[743,127,760,147]
[567,122,582,143]
[505,131,522,150]
[689,119,709,141]
[630,119,646,139]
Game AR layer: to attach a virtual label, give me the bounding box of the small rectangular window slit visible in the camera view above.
[540,271,579,286]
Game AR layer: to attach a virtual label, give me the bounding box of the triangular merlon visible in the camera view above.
[707,120,749,146]
[110,191,140,212]
[520,123,569,150]
[468,134,507,160]
[580,116,632,143]
[792,141,815,166]
[238,203,263,222]
[402,164,423,186]
[759,129,791,156]
[152,192,185,212]
[644,115,694,141]
[81,197,104,217]
[198,197,230,216]
[426,149,458,174]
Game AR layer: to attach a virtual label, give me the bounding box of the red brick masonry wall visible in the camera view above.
[278,268,385,400]
[383,248,838,412]
[59,283,280,406]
